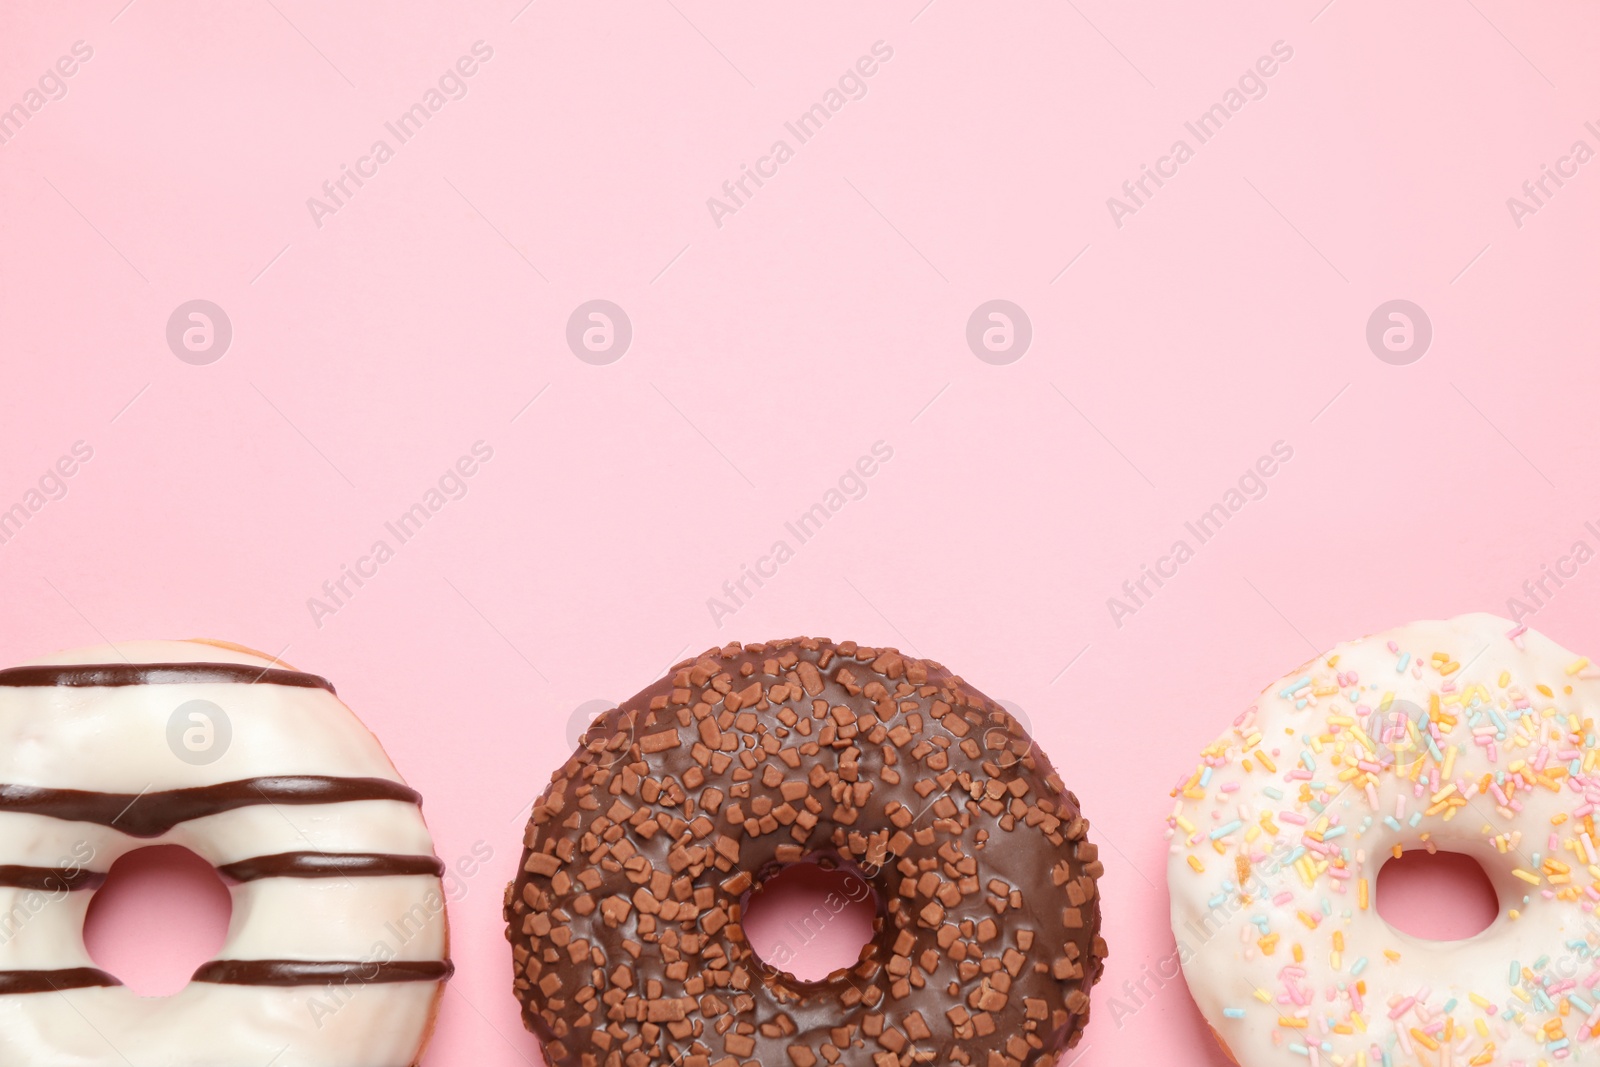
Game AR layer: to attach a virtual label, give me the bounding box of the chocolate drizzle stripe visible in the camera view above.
[0,776,422,838]
[0,968,121,995]
[0,865,106,891]
[192,958,454,986]
[219,851,445,881]
[0,663,335,694]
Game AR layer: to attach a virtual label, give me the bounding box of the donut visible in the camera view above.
[1166,613,1600,1066]
[507,637,1107,1067]
[0,639,452,1066]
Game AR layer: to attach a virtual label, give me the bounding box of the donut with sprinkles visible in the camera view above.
[1167,614,1600,1066]
[0,640,452,1066]
[507,637,1107,1067]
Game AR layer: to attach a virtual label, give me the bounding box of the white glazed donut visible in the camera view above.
[1167,614,1600,1067]
[0,640,452,1067]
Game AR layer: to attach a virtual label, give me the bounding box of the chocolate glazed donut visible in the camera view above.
[506,638,1107,1067]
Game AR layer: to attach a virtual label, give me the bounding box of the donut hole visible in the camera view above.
[742,863,878,983]
[84,846,232,996]
[1376,849,1499,940]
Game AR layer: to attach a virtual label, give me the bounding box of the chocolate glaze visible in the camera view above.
[0,960,454,995]
[0,864,105,891]
[0,968,120,994]
[219,851,446,881]
[506,638,1107,1067]
[0,663,336,694]
[192,959,455,986]
[0,776,421,838]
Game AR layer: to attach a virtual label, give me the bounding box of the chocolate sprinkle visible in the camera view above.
[506,638,1106,1067]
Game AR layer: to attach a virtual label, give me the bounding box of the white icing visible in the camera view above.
[0,640,448,1066]
[0,878,447,967]
[1168,614,1600,1066]
[164,802,440,864]
[223,878,449,962]
[0,670,405,791]
[0,984,442,1067]
[0,801,437,873]
[0,890,93,969]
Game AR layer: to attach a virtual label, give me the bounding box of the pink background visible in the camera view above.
[4,1,1600,1062]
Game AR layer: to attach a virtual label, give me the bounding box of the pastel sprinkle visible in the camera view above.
[1168,619,1600,1066]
